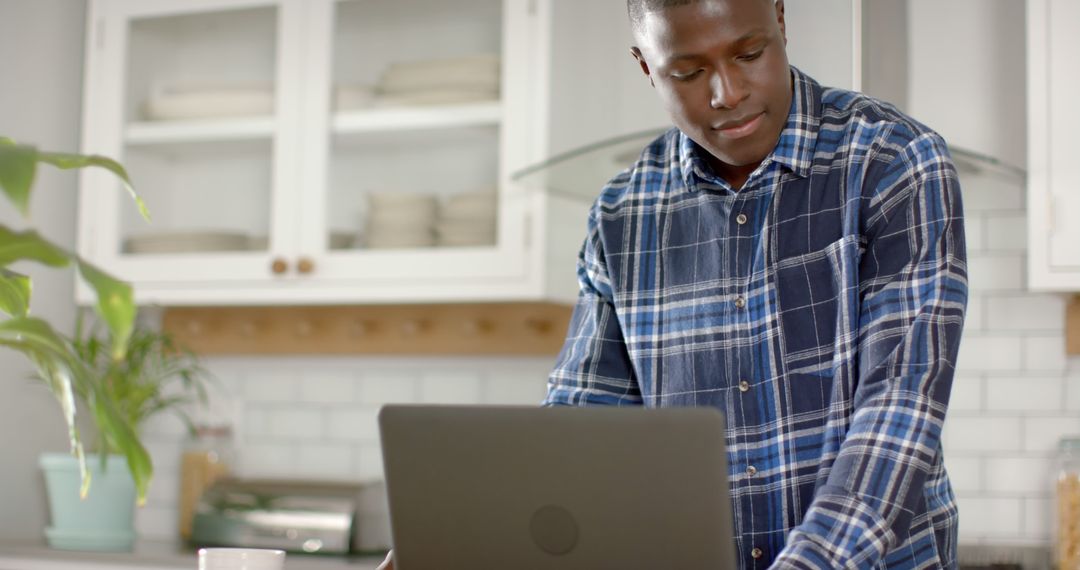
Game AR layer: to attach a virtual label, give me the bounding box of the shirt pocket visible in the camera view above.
[773,234,864,377]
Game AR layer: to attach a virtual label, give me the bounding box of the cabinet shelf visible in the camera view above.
[331,101,501,135]
[125,117,275,146]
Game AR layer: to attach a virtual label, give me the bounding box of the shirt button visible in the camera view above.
[736,213,748,225]
[734,296,746,309]
[751,547,764,559]
[738,380,750,392]
[746,465,757,476]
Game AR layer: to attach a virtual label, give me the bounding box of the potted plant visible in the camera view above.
[0,136,158,546]
[39,312,213,551]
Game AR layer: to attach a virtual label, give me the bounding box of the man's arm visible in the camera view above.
[772,132,967,568]
[545,204,643,407]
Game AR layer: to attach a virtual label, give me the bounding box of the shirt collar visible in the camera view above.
[678,66,821,190]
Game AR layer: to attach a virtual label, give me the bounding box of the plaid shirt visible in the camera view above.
[545,67,967,569]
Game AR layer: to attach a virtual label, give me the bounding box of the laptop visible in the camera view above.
[378,404,736,569]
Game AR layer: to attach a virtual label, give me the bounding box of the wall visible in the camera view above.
[0,0,88,541]
[907,0,1080,546]
[136,356,554,548]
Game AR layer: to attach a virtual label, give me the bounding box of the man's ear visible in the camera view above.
[630,46,655,87]
[774,0,787,46]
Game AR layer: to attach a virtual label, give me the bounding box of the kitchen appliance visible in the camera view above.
[190,478,363,555]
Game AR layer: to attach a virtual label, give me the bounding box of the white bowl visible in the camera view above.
[198,547,285,570]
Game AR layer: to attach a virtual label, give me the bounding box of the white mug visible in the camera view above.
[197,547,286,570]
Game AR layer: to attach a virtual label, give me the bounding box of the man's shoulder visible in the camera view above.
[817,85,947,154]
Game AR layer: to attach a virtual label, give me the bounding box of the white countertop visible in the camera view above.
[0,540,384,570]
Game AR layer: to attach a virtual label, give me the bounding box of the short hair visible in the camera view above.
[627,0,776,36]
[627,0,698,35]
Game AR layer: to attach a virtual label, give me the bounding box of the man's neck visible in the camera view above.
[709,157,758,191]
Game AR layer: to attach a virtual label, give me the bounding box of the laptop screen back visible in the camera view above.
[379,405,736,570]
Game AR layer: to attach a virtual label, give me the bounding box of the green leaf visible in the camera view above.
[0,316,96,495]
[26,349,91,498]
[0,142,37,216]
[86,390,152,504]
[0,225,70,267]
[38,151,149,222]
[75,259,134,360]
[0,269,31,317]
[0,315,77,358]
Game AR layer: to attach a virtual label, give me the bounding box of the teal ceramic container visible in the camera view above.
[40,453,136,551]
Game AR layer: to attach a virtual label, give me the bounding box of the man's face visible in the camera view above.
[632,0,791,184]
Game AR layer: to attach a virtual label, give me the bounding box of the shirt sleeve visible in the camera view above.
[771,133,968,568]
[544,202,643,407]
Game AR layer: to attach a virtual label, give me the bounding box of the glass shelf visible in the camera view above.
[949,146,1026,182]
[511,127,669,202]
[512,127,1026,202]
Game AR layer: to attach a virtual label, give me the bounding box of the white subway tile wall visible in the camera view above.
[133,178,1080,548]
[137,356,556,541]
[945,174,1080,546]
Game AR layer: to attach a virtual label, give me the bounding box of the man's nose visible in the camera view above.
[709,68,749,109]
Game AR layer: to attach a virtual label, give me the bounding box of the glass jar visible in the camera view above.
[1057,436,1080,569]
[178,424,234,541]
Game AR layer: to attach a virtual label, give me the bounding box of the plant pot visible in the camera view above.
[40,453,136,551]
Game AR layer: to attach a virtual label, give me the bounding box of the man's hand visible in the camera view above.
[376,550,394,570]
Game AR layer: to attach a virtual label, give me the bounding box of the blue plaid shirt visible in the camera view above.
[545,67,967,569]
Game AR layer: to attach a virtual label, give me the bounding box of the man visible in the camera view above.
[379,0,966,567]
[544,0,966,567]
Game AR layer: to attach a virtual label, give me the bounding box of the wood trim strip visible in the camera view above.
[162,303,574,356]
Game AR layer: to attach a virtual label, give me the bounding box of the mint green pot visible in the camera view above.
[40,453,136,551]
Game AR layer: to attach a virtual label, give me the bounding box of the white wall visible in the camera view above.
[135,356,553,548]
[0,0,88,541]
[907,0,1027,169]
[906,0,1080,546]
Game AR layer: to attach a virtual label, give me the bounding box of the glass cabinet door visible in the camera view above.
[296,0,531,283]
[81,0,303,284]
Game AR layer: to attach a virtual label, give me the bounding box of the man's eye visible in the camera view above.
[738,49,764,62]
[671,69,702,81]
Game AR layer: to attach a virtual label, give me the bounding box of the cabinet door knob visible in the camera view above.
[271,258,289,275]
[297,257,315,274]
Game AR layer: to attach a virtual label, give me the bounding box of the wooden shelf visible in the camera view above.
[162,302,573,356]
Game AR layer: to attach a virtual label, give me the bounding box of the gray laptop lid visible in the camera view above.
[378,405,735,570]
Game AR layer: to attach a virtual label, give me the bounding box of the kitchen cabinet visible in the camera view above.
[77,0,576,305]
[1028,0,1080,290]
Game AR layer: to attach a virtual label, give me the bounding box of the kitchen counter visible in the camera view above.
[0,540,384,570]
[0,539,1053,569]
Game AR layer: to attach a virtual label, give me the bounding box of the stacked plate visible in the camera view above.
[436,192,497,247]
[123,230,251,254]
[333,54,501,111]
[363,193,437,249]
[140,83,274,121]
[376,54,500,107]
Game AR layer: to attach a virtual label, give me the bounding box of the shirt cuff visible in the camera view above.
[771,487,896,569]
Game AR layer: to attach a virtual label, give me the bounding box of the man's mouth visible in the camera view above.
[712,112,765,139]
